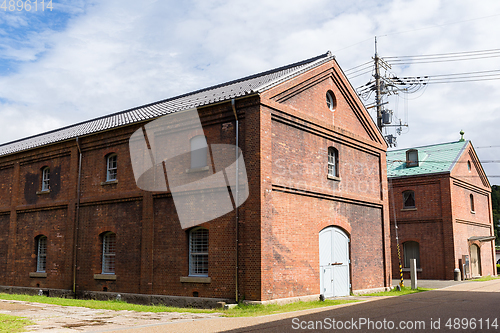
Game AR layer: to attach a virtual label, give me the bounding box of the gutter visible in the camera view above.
[73,137,83,294]
[231,98,239,303]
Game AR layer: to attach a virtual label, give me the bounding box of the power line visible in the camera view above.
[344,61,373,73]
[387,54,500,65]
[384,48,500,59]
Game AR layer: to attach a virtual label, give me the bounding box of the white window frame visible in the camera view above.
[102,232,116,274]
[106,154,117,181]
[189,228,208,276]
[326,91,336,111]
[190,136,208,169]
[36,236,47,273]
[328,147,338,178]
[406,149,419,167]
[41,167,50,191]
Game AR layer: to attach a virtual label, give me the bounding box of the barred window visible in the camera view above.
[102,232,116,274]
[403,241,420,268]
[328,147,339,178]
[189,228,208,276]
[41,167,50,191]
[106,154,117,181]
[190,136,208,169]
[36,235,47,273]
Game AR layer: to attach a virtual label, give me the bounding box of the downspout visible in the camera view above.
[231,98,239,303]
[73,137,83,294]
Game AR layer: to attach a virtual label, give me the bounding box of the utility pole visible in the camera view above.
[359,37,410,147]
[374,37,382,131]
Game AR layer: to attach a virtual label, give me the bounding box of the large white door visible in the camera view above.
[319,227,350,297]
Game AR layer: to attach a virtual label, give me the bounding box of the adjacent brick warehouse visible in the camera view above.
[0,52,392,302]
[388,139,496,281]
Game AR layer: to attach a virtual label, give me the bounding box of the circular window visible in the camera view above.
[326,91,336,111]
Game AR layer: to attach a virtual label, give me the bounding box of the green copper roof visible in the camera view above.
[387,140,468,178]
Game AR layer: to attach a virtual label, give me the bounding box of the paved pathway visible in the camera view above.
[98,279,500,333]
[0,279,497,332]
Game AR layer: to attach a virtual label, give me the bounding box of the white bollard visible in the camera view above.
[410,259,418,290]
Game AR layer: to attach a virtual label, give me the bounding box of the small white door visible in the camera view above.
[319,227,350,297]
[470,244,481,277]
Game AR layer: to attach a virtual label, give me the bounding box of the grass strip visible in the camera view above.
[222,300,359,317]
[470,275,500,282]
[0,293,217,314]
[0,314,34,333]
[0,293,358,317]
[362,286,433,296]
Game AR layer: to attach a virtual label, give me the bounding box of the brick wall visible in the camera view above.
[258,59,390,299]
[0,60,392,301]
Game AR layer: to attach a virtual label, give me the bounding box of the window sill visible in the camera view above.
[180,276,211,283]
[36,190,50,195]
[402,268,422,272]
[94,274,116,280]
[101,180,118,186]
[186,166,210,173]
[327,175,341,181]
[401,208,417,211]
[470,210,475,214]
[29,272,47,278]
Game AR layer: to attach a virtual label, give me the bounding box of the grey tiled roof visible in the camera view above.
[0,52,333,157]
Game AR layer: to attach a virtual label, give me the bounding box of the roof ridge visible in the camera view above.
[387,140,468,153]
[0,52,332,153]
[252,51,333,93]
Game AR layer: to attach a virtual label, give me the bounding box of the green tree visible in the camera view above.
[492,185,500,246]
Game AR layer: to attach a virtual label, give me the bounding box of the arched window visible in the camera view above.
[403,241,420,268]
[189,228,208,276]
[41,167,50,191]
[106,154,117,181]
[36,235,47,273]
[406,149,419,168]
[467,160,471,172]
[328,147,339,178]
[403,190,415,208]
[190,136,208,169]
[470,194,475,212]
[102,232,116,274]
[326,91,336,111]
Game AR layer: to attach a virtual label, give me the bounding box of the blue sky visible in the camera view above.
[1,0,500,180]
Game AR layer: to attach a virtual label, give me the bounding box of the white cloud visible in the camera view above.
[0,0,499,180]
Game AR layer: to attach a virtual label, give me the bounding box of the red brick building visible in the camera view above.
[388,137,496,280]
[0,52,391,303]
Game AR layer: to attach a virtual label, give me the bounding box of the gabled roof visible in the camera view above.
[0,52,334,157]
[387,140,468,178]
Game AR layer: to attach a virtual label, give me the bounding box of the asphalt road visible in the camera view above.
[96,279,500,333]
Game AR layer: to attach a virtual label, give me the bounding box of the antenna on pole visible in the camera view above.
[356,37,419,147]
[374,37,383,131]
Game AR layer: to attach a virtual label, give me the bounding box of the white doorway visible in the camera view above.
[470,244,481,277]
[319,227,350,297]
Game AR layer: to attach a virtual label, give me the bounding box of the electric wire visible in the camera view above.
[384,48,500,59]
[344,61,373,72]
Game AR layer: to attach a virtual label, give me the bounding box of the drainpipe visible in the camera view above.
[231,98,239,303]
[73,137,83,295]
